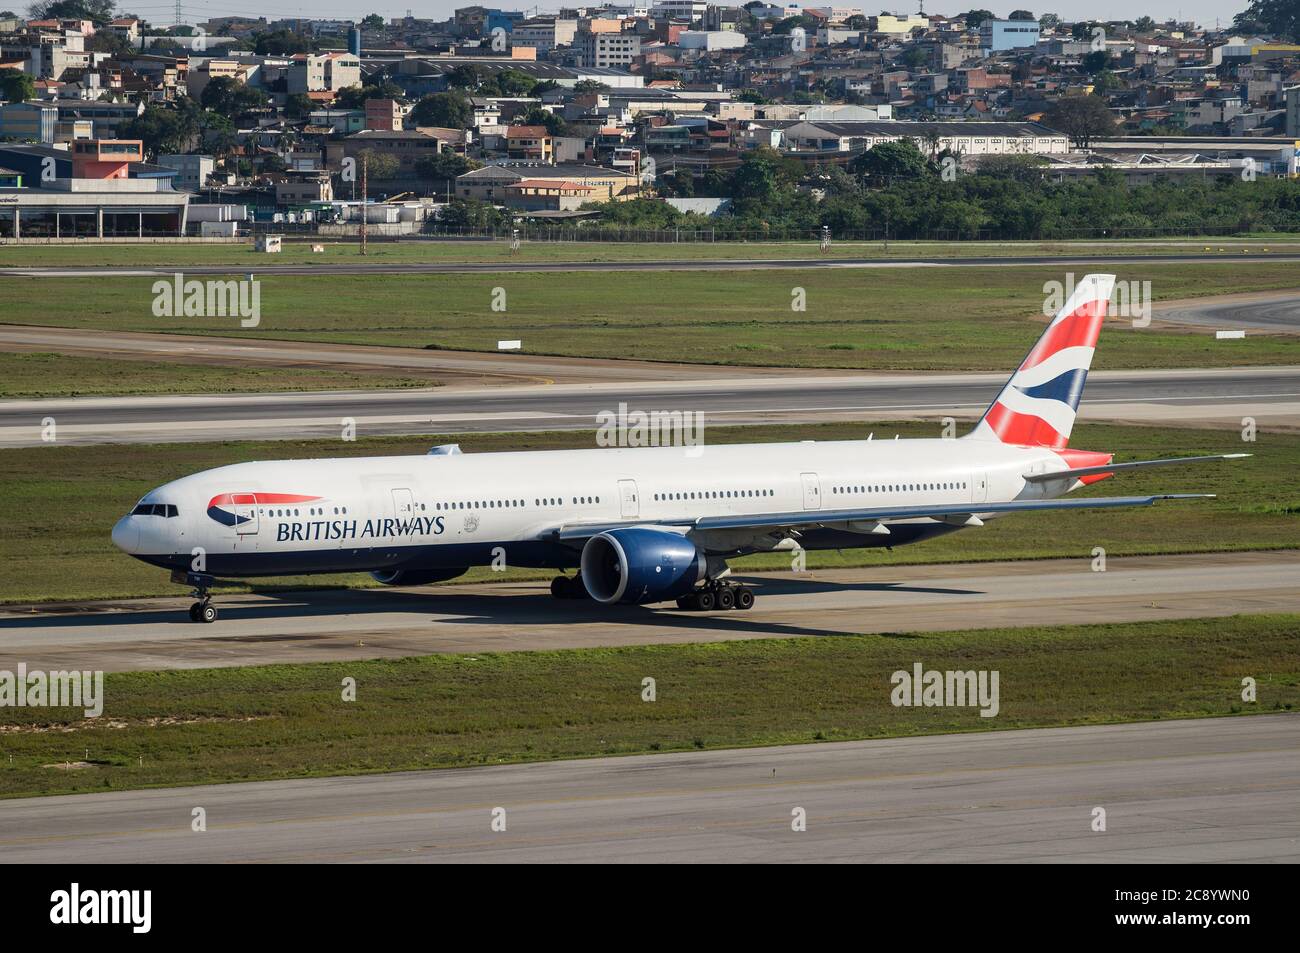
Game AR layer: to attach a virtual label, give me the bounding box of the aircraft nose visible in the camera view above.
[111,516,139,554]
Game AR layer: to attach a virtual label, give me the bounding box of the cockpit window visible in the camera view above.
[131,504,178,517]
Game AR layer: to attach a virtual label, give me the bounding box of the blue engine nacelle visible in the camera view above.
[579,527,706,605]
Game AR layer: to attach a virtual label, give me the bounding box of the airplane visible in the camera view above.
[112,273,1248,623]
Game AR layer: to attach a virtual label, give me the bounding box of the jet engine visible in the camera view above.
[579,527,706,605]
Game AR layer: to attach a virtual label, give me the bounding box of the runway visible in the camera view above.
[1,714,1295,862]
[2,365,1297,446]
[5,251,1300,277]
[1155,289,1300,333]
[2,551,1295,673]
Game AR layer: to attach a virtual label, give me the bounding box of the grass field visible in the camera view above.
[0,613,1294,799]
[1,420,1291,604]
[3,237,1300,268]
[1,263,1297,374]
[0,352,436,399]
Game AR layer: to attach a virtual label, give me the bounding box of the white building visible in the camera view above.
[677,30,748,51]
[156,154,215,192]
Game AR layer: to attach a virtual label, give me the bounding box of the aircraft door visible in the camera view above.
[392,488,415,519]
[618,479,639,519]
[972,472,988,504]
[234,493,258,536]
[800,472,822,510]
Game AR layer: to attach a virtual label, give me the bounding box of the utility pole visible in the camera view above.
[360,153,368,256]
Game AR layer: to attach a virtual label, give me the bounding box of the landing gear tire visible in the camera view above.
[189,601,217,624]
[735,587,755,610]
[695,589,716,611]
[550,576,572,599]
[716,587,735,610]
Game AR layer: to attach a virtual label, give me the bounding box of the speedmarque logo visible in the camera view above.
[50,883,151,933]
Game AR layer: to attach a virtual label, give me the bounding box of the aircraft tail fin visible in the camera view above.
[968,273,1115,449]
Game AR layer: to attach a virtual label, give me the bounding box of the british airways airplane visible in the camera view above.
[112,274,1245,623]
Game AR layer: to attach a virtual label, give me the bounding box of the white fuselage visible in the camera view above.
[111,437,1074,578]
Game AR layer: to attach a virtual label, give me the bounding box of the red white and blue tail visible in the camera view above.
[968,273,1114,449]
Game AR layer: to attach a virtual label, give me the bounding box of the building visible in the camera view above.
[761,120,1070,157]
[871,14,927,34]
[326,129,466,175]
[157,153,216,191]
[506,124,554,161]
[575,30,640,68]
[0,142,189,238]
[364,98,407,131]
[980,19,1041,53]
[1285,85,1299,137]
[455,162,639,205]
[55,100,144,139]
[677,31,748,51]
[287,52,362,94]
[71,138,142,179]
[510,18,579,53]
[0,102,58,144]
[275,170,333,206]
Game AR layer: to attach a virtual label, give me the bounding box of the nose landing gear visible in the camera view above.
[172,570,219,623]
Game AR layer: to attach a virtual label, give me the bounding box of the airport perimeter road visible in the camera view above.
[5,251,1300,277]
[1155,290,1300,334]
[2,551,1296,673]
[1,366,1296,446]
[1,715,1295,863]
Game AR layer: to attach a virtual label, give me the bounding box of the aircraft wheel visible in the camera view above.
[199,603,218,624]
[735,588,755,610]
[188,602,201,622]
[550,576,571,599]
[716,587,735,610]
[695,589,716,611]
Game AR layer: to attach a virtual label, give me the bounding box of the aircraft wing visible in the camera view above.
[552,494,1213,542]
[1023,453,1250,484]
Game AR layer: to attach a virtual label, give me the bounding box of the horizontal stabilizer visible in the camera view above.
[1023,453,1251,484]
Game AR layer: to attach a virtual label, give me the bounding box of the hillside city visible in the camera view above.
[2,1,1299,240]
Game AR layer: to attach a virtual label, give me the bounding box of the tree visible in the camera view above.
[414,151,479,182]
[411,91,472,129]
[356,148,398,181]
[1134,15,1156,32]
[334,79,403,109]
[27,0,115,23]
[360,13,384,30]
[1009,9,1035,19]
[573,79,608,94]
[519,105,566,136]
[495,69,538,96]
[963,9,995,28]
[1039,13,1060,28]
[284,93,314,119]
[1083,49,1111,73]
[729,146,803,207]
[1042,94,1116,148]
[439,198,509,230]
[87,29,132,56]
[0,68,35,102]
[851,139,932,182]
[444,64,481,89]
[253,29,315,55]
[200,76,266,118]
[117,101,201,156]
[1233,0,1300,41]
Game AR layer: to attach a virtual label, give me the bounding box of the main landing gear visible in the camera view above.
[676,581,755,612]
[550,575,590,600]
